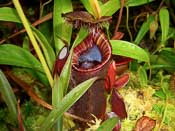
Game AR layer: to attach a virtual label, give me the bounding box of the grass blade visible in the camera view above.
[53,0,73,52]
[96,117,119,131]
[110,40,150,62]
[0,70,17,121]
[12,0,53,87]
[80,0,93,15]
[138,66,148,87]
[40,77,98,130]
[89,0,101,19]
[32,27,56,71]
[101,0,120,16]
[61,27,88,95]
[52,75,64,130]
[134,15,154,45]
[72,27,89,48]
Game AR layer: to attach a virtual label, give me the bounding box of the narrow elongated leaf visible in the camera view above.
[60,49,72,95]
[52,75,64,130]
[81,0,120,17]
[159,8,169,43]
[24,68,49,86]
[80,0,93,15]
[52,76,63,108]
[154,89,166,100]
[159,50,175,66]
[61,28,88,95]
[0,7,21,23]
[110,40,150,62]
[146,51,175,71]
[22,36,30,51]
[0,70,17,121]
[52,27,89,130]
[72,27,88,48]
[61,0,73,13]
[32,27,55,70]
[96,117,119,131]
[138,66,148,87]
[127,0,154,7]
[89,0,101,19]
[40,77,98,130]
[134,15,154,45]
[53,0,73,52]
[155,50,175,71]
[101,0,120,16]
[0,44,44,72]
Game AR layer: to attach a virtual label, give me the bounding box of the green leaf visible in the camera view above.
[0,70,17,121]
[60,0,73,13]
[110,40,150,62]
[60,50,72,95]
[52,75,64,130]
[138,66,148,87]
[89,0,101,19]
[167,27,175,40]
[81,0,120,17]
[22,36,30,51]
[72,27,89,48]
[162,82,171,99]
[23,68,49,86]
[38,20,53,44]
[158,50,175,69]
[53,0,73,52]
[80,0,93,15]
[0,7,21,23]
[53,31,80,130]
[52,76,63,107]
[127,0,154,7]
[40,77,98,130]
[154,89,166,100]
[159,8,169,43]
[96,117,118,131]
[61,27,88,95]
[101,0,120,16]
[134,15,154,45]
[32,27,56,71]
[146,53,175,71]
[0,44,44,73]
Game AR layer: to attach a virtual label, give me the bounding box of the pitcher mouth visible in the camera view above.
[72,28,112,72]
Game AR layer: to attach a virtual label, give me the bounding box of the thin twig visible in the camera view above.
[40,0,52,18]
[0,12,53,44]
[126,6,133,42]
[6,70,53,110]
[133,12,148,32]
[17,99,25,131]
[64,112,93,124]
[114,0,125,34]
[0,1,13,7]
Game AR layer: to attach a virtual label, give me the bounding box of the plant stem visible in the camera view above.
[148,61,152,80]
[114,0,125,34]
[126,6,133,42]
[12,0,53,87]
